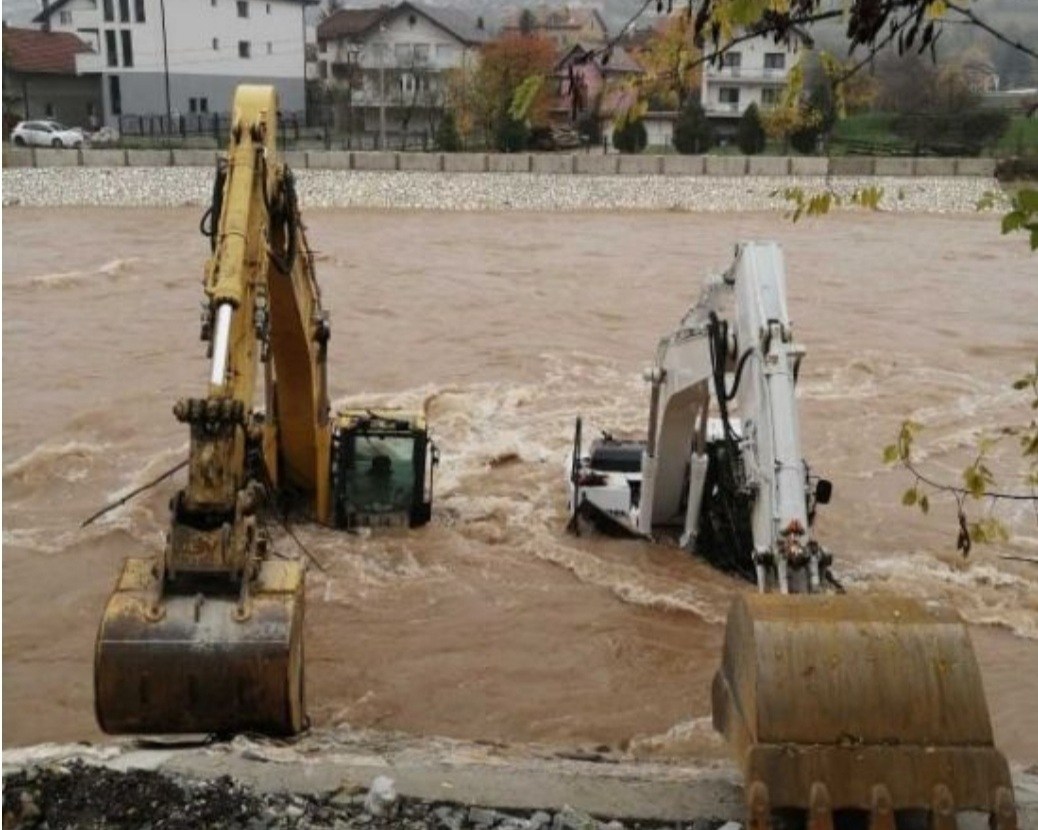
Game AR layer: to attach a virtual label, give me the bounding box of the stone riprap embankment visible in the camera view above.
[1,167,1001,213]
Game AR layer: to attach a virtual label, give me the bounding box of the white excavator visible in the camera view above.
[568,242,1017,829]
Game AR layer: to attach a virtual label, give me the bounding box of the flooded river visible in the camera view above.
[3,207,1037,761]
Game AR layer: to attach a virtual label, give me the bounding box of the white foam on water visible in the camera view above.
[10,258,141,292]
[844,551,1038,639]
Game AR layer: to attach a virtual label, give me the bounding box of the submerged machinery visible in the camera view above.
[568,242,1016,828]
[94,86,435,735]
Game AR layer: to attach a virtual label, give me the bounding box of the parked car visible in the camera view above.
[10,120,86,148]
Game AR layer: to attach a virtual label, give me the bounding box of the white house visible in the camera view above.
[34,0,311,127]
[316,2,486,147]
[700,30,804,126]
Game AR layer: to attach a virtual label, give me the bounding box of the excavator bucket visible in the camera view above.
[95,557,306,735]
[713,593,1017,829]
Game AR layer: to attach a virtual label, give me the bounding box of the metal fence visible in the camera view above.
[118,111,305,143]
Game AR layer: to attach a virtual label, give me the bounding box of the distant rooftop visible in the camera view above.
[2,26,92,74]
[317,1,488,45]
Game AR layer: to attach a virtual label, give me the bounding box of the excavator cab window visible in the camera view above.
[331,423,432,529]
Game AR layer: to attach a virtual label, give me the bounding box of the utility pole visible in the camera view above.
[378,23,387,150]
[159,0,172,143]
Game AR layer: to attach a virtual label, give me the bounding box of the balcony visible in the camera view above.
[705,66,789,83]
[75,51,104,74]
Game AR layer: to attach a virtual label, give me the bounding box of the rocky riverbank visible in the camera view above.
[0,168,1002,212]
[1,762,732,830]
[4,730,1038,830]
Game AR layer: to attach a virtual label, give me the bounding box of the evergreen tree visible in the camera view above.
[612,118,647,154]
[435,111,462,152]
[672,100,714,154]
[737,103,766,155]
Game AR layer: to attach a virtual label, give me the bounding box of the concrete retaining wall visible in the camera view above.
[4,146,1002,177]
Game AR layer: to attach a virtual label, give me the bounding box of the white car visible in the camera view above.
[10,120,85,149]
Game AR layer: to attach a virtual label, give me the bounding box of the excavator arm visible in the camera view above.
[95,86,325,735]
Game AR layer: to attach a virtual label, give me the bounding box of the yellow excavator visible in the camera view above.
[569,243,1017,828]
[94,86,436,735]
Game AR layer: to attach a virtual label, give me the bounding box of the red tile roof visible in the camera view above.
[2,26,92,75]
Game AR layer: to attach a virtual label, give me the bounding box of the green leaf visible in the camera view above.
[882,444,900,464]
[1002,211,1025,234]
[902,487,918,506]
[1016,188,1038,213]
[919,494,930,515]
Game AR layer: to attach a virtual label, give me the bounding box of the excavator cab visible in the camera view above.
[331,409,436,530]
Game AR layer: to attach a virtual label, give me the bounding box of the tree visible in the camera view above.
[435,110,462,152]
[612,118,647,154]
[474,33,557,151]
[632,14,703,111]
[673,99,714,154]
[737,103,766,155]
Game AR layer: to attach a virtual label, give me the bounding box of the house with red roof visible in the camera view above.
[2,24,101,128]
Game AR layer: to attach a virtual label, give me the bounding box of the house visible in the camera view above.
[501,5,608,49]
[699,29,804,131]
[2,25,102,127]
[33,0,312,128]
[316,2,486,147]
[552,42,641,134]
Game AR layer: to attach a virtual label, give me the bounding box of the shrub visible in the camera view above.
[434,111,462,152]
[789,125,820,154]
[495,116,530,152]
[737,103,766,155]
[576,113,602,145]
[612,118,647,154]
[673,100,714,154]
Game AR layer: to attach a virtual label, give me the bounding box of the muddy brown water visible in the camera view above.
[3,207,1037,762]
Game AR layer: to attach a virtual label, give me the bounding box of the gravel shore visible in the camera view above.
[1,168,1001,212]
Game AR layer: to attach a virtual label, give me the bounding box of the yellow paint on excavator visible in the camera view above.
[713,593,1017,828]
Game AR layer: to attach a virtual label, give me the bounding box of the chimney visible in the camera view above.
[476,15,484,30]
[40,0,51,32]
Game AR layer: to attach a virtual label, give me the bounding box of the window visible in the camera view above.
[199,97,208,113]
[189,97,198,113]
[413,43,429,64]
[211,0,217,5]
[120,30,133,66]
[318,39,327,53]
[394,43,412,64]
[719,87,740,105]
[118,0,129,23]
[435,43,456,64]
[722,51,741,68]
[760,87,781,106]
[212,37,219,50]
[238,40,251,58]
[266,2,271,11]
[237,0,248,17]
[103,0,114,22]
[44,103,54,117]
[109,75,122,115]
[134,0,145,22]
[59,10,73,24]
[764,52,785,70]
[266,41,273,54]
[105,30,118,66]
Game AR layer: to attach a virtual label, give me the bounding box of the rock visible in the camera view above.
[468,806,499,827]
[363,775,398,817]
[285,804,304,818]
[553,805,597,830]
[433,805,464,830]
[527,811,552,830]
[599,822,625,830]
[19,790,41,821]
[717,822,743,830]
